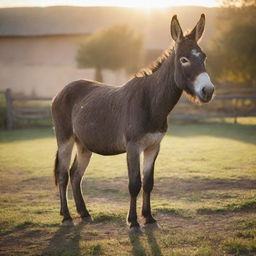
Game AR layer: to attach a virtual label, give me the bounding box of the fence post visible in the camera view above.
[5,88,14,129]
[234,98,238,124]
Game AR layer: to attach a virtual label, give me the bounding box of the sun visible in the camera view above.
[116,0,171,9]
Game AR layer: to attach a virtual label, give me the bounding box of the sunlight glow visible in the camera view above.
[0,0,219,8]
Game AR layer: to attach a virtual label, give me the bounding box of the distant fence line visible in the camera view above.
[2,88,256,129]
[4,88,52,129]
[171,94,256,122]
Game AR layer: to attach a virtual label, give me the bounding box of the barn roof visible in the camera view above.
[0,6,218,49]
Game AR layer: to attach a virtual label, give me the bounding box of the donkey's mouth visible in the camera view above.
[197,90,215,103]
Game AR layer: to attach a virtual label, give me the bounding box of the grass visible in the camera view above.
[223,238,256,255]
[0,118,256,255]
[197,199,256,215]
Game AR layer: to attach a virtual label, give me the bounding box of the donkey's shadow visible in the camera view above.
[129,229,163,256]
[43,222,163,256]
[42,221,85,256]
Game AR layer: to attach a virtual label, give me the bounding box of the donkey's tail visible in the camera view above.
[54,150,59,186]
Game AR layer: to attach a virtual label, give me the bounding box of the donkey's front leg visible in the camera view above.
[142,144,160,225]
[126,142,141,231]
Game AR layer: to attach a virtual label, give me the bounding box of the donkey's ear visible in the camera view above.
[170,15,184,42]
[189,14,205,41]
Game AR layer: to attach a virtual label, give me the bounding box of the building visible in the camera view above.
[0,6,217,96]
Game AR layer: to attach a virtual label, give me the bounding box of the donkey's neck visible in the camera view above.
[143,51,182,131]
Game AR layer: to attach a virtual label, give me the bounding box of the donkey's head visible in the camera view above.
[170,14,214,103]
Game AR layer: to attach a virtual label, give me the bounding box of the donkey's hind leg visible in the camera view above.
[55,138,74,224]
[70,142,92,221]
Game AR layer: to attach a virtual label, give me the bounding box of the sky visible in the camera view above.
[0,0,219,8]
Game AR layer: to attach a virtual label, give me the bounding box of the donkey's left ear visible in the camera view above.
[189,14,205,42]
[170,15,184,42]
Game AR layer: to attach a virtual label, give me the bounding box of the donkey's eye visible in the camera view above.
[180,57,190,65]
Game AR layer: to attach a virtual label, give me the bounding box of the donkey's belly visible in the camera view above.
[74,124,126,155]
[83,132,165,155]
[86,142,126,156]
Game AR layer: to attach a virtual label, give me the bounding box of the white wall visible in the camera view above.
[0,36,129,97]
[0,64,129,97]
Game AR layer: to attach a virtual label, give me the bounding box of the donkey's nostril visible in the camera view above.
[201,87,207,96]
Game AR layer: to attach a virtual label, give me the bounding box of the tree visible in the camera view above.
[76,25,143,82]
[219,0,256,7]
[207,4,256,85]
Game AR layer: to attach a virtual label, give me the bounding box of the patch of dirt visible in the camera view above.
[0,229,50,256]
[155,177,256,196]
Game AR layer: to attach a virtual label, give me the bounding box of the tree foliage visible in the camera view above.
[76,25,143,82]
[207,5,256,85]
[219,0,256,7]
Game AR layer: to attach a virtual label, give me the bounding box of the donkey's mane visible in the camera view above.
[135,30,197,78]
[135,47,173,78]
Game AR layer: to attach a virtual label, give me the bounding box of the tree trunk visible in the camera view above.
[95,67,103,82]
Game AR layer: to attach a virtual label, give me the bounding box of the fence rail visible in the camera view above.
[171,93,256,123]
[2,88,256,129]
[4,88,52,129]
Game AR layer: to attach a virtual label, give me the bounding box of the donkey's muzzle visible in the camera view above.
[193,72,215,103]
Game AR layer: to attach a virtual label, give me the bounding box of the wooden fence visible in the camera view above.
[171,94,256,123]
[4,88,52,129]
[2,88,256,129]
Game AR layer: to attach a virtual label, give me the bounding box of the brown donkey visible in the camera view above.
[52,14,215,232]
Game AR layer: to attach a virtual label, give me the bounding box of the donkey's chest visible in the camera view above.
[138,132,165,150]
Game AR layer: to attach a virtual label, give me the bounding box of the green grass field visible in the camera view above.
[0,119,256,256]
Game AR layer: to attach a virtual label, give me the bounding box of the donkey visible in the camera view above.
[52,14,214,232]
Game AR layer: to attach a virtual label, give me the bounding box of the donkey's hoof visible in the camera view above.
[129,226,143,235]
[82,215,93,223]
[143,222,161,230]
[62,218,74,226]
